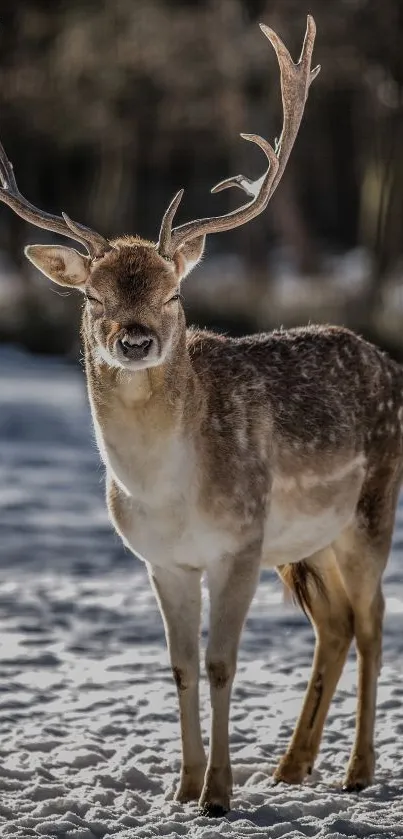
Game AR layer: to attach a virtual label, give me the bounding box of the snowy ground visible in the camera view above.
[0,348,403,839]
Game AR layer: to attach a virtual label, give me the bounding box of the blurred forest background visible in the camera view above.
[0,0,402,357]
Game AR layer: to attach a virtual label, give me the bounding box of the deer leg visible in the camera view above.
[199,539,261,817]
[149,565,206,802]
[333,522,389,792]
[343,585,384,791]
[274,548,354,784]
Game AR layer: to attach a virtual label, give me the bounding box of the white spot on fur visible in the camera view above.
[275,475,297,492]
[257,433,269,462]
[273,455,366,494]
[236,427,248,451]
[211,416,222,433]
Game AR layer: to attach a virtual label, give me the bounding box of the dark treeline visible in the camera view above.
[0,0,402,355]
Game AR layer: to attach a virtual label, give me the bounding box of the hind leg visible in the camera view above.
[333,456,402,792]
[274,547,354,784]
[333,521,390,791]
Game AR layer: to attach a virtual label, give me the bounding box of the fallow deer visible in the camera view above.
[1,15,402,818]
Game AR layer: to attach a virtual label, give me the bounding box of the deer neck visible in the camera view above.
[83,319,200,471]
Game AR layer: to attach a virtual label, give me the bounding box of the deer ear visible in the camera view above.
[173,235,205,280]
[24,245,91,289]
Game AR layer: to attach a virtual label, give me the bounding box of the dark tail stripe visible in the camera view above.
[281,560,328,616]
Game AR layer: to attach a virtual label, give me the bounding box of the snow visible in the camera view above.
[0,346,403,839]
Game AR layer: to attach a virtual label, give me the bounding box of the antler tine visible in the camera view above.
[158,189,184,259]
[0,140,18,193]
[158,136,279,258]
[158,15,319,260]
[214,16,320,205]
[260,14,320,199]
[0,140,111,259]
[60,213,112,259]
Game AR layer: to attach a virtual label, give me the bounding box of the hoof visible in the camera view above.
[175,764,206,803]
[199,803,229,818]
[198,766,231,816]
[342,782,366,793]
[343,752,374,792]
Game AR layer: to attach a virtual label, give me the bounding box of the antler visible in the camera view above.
[0,140,111,259]
[158,15,320,259]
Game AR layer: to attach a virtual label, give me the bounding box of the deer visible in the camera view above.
[1,14,402,818]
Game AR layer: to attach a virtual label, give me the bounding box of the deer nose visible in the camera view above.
[117,333,154,361]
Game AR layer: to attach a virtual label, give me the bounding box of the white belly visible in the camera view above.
[262,457,366,566]
[118,490,360,572]
[262,503,353,565]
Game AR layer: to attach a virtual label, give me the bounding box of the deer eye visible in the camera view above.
[166,291,182,304]
[85,293,104,314]
[85,293,102,306]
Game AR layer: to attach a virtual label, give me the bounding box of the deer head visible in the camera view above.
[1,16,319,371]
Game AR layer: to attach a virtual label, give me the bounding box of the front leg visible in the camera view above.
[200,538,262,816]
[148,565,206,802]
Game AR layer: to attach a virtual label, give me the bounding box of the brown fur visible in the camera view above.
[24,234,403,812]
[6,12,394,815]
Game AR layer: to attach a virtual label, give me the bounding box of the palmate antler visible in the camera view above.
[0,140,111,259]
[158,15,320,259]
